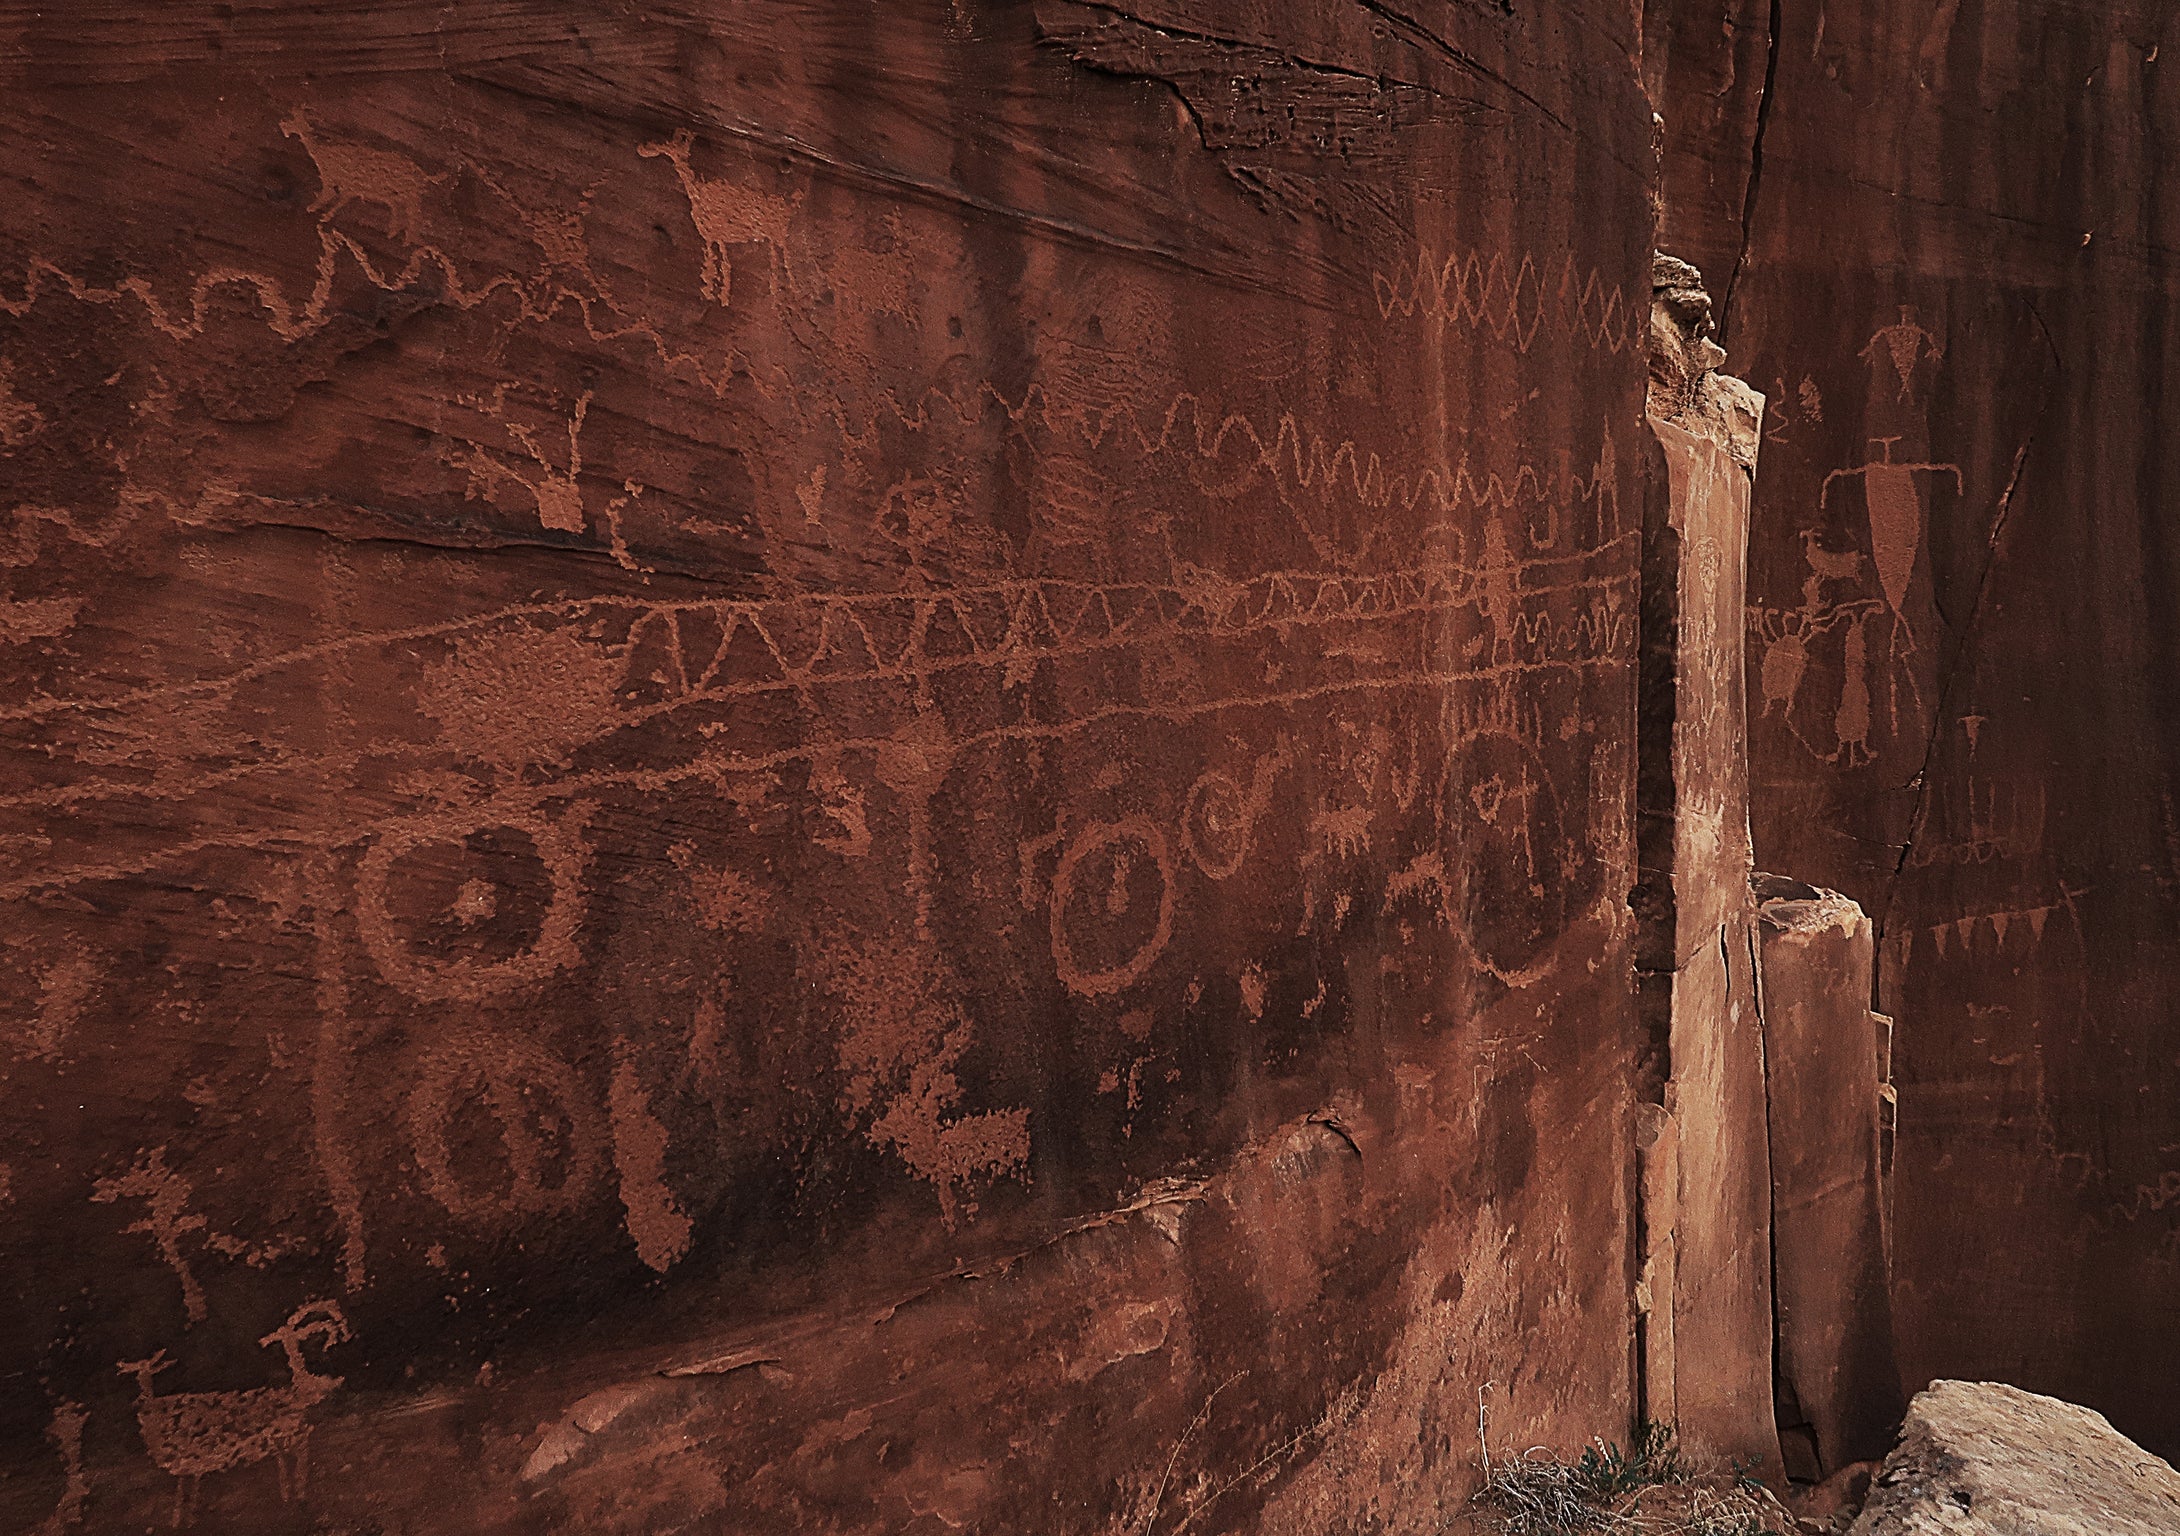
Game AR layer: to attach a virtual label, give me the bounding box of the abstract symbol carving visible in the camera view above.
[1049,817,1176,998]
[119,1300,351,1527]
[33,1396,86,1534]
[406,1030,602,1225]
[1181,751,1287,881]
[354,804,590,1002]
[1445,733,1566,982]
[607,1038,693,1274]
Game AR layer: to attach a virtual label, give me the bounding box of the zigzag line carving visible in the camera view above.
[1370,246,1637,356]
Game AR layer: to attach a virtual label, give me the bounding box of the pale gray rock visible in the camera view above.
[1850,1380,2180,1535]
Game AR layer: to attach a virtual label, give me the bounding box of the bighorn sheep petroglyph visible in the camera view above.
[118,1300,352,1527]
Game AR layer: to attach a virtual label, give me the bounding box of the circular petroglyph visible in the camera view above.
[1050,816,1176,997]
[355,803,590,1002]
[1445,733,1566,983]
[1182,769,1255,880]
[406,1030,602,1225]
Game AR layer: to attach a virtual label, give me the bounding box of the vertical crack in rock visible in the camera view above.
[1752,876,1903,1478]
[1746,913,1789,1472]
[1718,0,1780,344]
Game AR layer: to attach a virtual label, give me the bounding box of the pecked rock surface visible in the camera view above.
[1850,1380,2180,1535]
[0,1,1659,1530]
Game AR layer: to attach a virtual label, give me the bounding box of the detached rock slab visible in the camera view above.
[1851,1380,2180,1534]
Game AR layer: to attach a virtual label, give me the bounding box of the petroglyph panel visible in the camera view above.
[1660,0,2180,1454]
[0,1,1654,1527]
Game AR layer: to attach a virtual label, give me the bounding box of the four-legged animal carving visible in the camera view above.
[280,109,434,244]
[638,127,802,308]
[118,1300,351,1527]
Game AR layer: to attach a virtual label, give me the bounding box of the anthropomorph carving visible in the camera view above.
[92,1148,209,1325]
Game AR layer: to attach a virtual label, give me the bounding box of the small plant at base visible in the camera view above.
[1571,1420,1684,1499]
[1475,1420,1786,1536]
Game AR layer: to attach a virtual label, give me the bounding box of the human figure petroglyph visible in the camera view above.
[1861,305,1945,400]
[501,392,590,534]
[638,128,802,310]
[280,108,436,246]
[450,389,647,563]
[1817,437,1961,743]
[1756,613,1808,721]
[120,1300,351,1528]
[1834,611,1875,766]
[93,1148,210,1325]
[1824,438,1962,626]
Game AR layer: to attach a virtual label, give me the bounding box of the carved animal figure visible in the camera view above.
[638,128,802,308]
[1798,526,1867,585]
[119,1300,351,1527]
[280,109,433,245]
[91,1146,209,1324]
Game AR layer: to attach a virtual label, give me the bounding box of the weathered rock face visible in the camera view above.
[1850,1380,2180,1536]
[0,3,1656,1530]
[1655,0,2180,1455]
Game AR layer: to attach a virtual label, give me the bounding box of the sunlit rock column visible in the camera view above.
[1754,875,1903,1480]
[1634,254,1780,1477]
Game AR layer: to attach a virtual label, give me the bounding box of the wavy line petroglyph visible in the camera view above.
[1371,245,1636,355]
[2,538,1631,904]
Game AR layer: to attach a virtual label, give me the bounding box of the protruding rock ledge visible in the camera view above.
[1850,1380,2180,1535]
[1647,253,1762,469]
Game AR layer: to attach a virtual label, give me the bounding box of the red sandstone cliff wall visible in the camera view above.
[1656,0,2180,1459]
[0,4,1657,1528]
